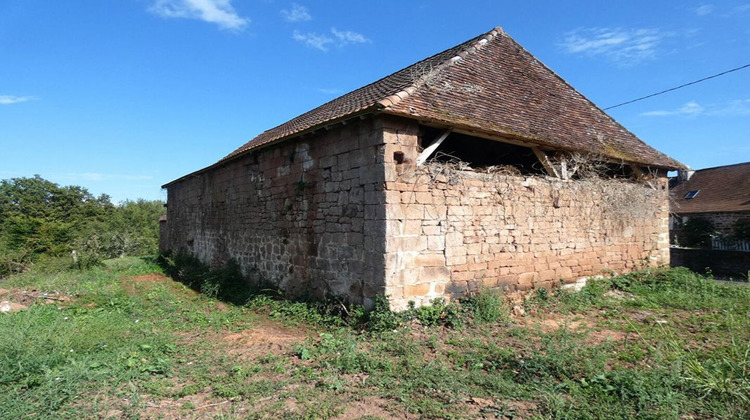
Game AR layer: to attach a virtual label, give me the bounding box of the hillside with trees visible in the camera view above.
[0,175,164,276]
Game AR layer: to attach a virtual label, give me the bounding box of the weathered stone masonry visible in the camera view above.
[164,27,682,309]
[165,117,388,307]
[379,117,670,310]
[165,114,671,310]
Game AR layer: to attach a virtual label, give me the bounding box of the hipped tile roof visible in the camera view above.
[222,27,681,169]
[671,162,750,214]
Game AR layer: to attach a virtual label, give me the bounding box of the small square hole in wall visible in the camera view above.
[393,151,405,164]
[684,190,700,199]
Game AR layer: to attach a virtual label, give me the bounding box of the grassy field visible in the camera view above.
[1,258,748,419]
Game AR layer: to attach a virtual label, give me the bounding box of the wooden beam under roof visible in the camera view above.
[417,129,452,166]
[531,147,560,178]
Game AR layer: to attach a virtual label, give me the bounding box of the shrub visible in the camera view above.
[680,217,715,247]
[733,219,750,241]
[460,288,509,324]
[366,296,401,332]
[158,251,252,305]
[410,298,463,328]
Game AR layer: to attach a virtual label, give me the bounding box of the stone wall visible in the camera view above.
[380,117,670,310]
[158,216,168,253]
[164,117,387,307]
[164,113,672,310]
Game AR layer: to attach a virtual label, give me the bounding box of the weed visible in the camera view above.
[2,263,748,418]
[409,298,464,328]
[461,288,510,325]
[159,251,254,305]
[364,295,401,332]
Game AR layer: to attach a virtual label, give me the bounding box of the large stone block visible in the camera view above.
[404,283,431,298]
[517,272,539,287]
[415,254,446,267]
[419,266,451,283]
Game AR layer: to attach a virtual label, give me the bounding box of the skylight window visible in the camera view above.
[684,190,700,199]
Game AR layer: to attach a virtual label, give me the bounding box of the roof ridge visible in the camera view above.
[376,27,503,109]
[693,161,750,172]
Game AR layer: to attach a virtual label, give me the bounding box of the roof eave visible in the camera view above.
[161,107,382,189]
[381,110,684,171]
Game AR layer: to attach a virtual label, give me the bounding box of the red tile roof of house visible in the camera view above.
[671,162,750,214]
[222,27,682,169]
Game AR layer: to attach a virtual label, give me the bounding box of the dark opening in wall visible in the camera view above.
[419,126,546,175]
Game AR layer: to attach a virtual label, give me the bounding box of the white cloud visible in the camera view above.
[641,99,750,117]
[149,0,248,31]
[641,101,704,117]
[281,3,311,22]
[709,99,750,116]
[0,95,35,105]
[293,30,333,51]
[331,28,370,45]
[293,28,370,51]
[693,4,714,16]
[559,27,667,65]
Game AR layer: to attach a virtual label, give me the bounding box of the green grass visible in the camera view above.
[0,262,748,419]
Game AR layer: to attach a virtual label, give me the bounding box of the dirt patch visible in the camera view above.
[459,397,539,419]
[514,311,626,346]
[585,328,627,345]
[99,391,235,419]
[517,312,593,333]
[141,393,238,419]
[626,309,657,323]
[498,400,539,419]
[0,288,73,310]
[0,301,27,313]
[332,395,407,420]
[120,274,197,297]
[221,320,310,359]
[126,274,171,283]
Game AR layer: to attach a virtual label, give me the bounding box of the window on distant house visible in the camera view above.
[684,190,700,199]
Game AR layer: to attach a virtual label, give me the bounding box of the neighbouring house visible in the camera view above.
[161,27,683,310]
[669,162,750,278]
[670,162,750,246]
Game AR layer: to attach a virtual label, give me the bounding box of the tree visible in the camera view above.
[0,175,164,275]
[680,217,715,248]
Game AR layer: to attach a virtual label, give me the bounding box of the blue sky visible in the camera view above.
[2,0,749,202]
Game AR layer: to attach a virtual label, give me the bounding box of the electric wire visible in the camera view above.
[604,63,750,110]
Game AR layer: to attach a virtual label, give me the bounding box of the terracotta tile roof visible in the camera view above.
[223,27,682,169]
[223,31,487,160]
[671,162,750,214]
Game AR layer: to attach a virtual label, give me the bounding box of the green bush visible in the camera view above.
[680,217,715,247]
[410,298,463,328]
[365,296,401,332]
[158,251,252,305]
[460,288,509,324]
[733,219,750,241]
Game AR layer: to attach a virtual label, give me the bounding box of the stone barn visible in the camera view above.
[162,27,682,310]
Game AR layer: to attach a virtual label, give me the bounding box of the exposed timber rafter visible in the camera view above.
[417,129,452,166]
[531,147,560,178]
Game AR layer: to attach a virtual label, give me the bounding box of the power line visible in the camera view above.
[604,63,750,110]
